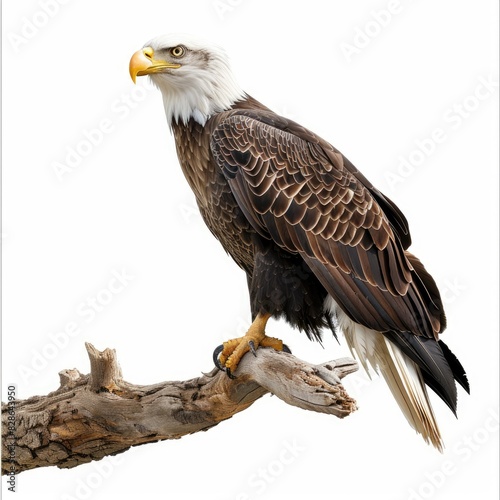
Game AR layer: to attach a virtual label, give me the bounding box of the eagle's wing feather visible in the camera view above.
[211,111,444,339]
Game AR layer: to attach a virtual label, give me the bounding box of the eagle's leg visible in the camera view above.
[215,313,284,376]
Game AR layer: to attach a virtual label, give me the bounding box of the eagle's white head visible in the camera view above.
[130,33,246,126]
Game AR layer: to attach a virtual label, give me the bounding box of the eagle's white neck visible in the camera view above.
[159,78,245,127]
[149,53,246,127]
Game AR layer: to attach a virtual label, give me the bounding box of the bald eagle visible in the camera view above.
[130,34,469,450]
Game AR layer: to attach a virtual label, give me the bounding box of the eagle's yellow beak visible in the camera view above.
[129,47,181,83]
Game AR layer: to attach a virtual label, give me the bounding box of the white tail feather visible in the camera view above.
[326,296,443,451]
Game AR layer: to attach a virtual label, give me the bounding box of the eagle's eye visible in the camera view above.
[170,46,185,58]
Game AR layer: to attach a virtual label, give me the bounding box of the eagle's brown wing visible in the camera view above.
[210,110,445,339]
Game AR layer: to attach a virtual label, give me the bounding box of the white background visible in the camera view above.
[2,1,498,499]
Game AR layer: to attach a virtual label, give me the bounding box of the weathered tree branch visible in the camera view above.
[2,343,358,475]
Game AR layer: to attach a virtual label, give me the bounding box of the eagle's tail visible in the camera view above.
[324,291,469,451]
[342,320,444,450]
[382,340,443,449]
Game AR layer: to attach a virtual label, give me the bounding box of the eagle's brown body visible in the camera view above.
[172,99,260,275]
[172,96,439,338]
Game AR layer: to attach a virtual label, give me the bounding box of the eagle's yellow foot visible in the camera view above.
[214,313,287,377]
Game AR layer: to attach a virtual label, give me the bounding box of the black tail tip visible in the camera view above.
[439,340,470,394]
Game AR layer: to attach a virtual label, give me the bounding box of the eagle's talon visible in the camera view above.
[213,344,225,371]
[211,314,286,377]
[248,340,257,356]
[282,344,292,354]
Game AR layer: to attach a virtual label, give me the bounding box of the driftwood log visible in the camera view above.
[1,343,358,475]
